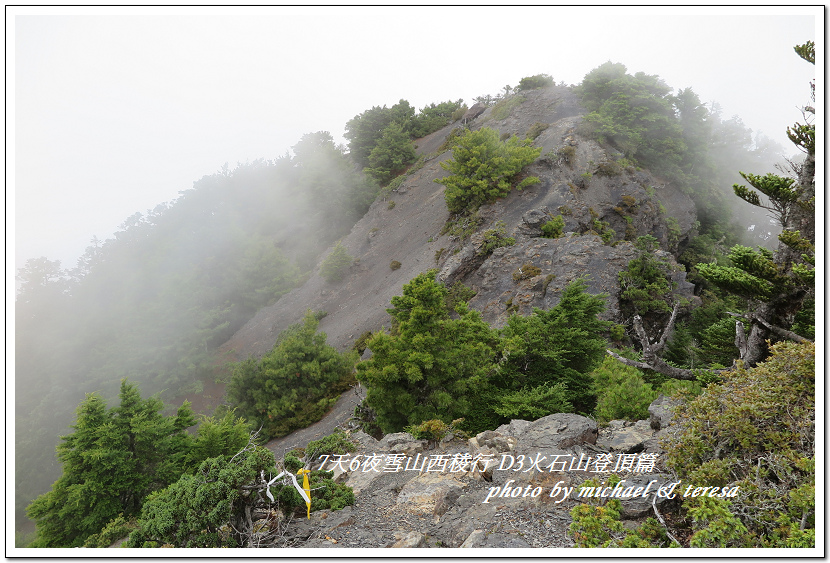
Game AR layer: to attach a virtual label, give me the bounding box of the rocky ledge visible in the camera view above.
[274,396,681,549]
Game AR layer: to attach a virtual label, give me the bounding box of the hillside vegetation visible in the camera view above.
[17,44,814,549]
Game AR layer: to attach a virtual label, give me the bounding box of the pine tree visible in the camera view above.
[356,270,498,433]
[26,381,196,547]
[697,41,815,366]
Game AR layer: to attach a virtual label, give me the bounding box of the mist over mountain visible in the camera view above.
[14,54,816,550]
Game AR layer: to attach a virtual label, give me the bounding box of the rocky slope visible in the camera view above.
[219,83,697,359]
[266,395,681,549]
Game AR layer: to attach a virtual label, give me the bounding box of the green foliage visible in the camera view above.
[576,62,685,182]
[226,312,357,439]
[490,95,525,120]
[405,418,468,443]
[512,263,541,282]
[344,100,414,168]
[441,211,483,240]
[320,241,354,283]
[590,356,657,424]
[127,446,276,548]
[82,515,138,548]
[444,281,477,311]
[492,382,572,419]
[526,121,549,140]
[436,127,541,215]
[618,235,673,315]
[557,145,576,167]
[732,172,799,227]
[408,99,466,138]
[304,428,359,464]
[540,215,565,238]
[518,73,554,90]
[569,498,624,547]
[596,160,623,176]
[185,410,251,471]
[26,380,196,547]
[478,220,516,256]
[664,341,815,546]
[390,260,402,270]
[495,279,610,416]
[686,497,750,548]
[356,271,498,433]
[364,122,418,185]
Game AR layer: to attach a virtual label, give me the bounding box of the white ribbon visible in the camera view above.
[264,470,311,505]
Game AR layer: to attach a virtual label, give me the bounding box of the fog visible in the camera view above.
[10,6,819,275]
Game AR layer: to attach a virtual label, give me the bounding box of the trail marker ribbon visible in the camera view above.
[264,469,312,518]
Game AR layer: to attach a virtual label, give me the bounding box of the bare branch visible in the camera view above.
[609,312,727,381]
[727,311,812,344]
[654,303,681,354]
[734,320,748,362]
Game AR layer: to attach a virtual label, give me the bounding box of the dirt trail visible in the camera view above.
[264,385,367,458]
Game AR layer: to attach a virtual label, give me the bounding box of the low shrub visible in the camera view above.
[478,220,516,256]
[517,73,554,90]
[390,260,402,270]
[541,215,565,238]
[405,418,468,443]
[513,263,541,282]
[526,121,549,140]
[320,241,354,283]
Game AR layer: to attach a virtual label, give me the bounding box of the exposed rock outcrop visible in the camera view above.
[220,84,697,361]
[275,397,682,549]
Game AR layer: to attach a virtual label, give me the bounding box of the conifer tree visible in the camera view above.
[697,41,815,366]
[26,381,196,547]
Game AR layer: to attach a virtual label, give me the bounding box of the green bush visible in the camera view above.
[618,235,673,315]
[356,271,498,433]
[364,122,418,185]
[405,418,468,442]
[541,215,565,238]
[320,241,354,283]
[226,312,357,439]
[590,356,657,424]
[82,515,138,548]
[495,279,610,416]
[513,263,541,282]
[493,382,572,419]
[478,220,516,256]
[526,121,549,140]
[596,161,624,176]
[444,281,477,312]
[127,446,277,548]
[436,127,542,215]
[557,145,576,167]
[664,341,815,547]
[408,99,466,138]
[518,73,554,90]
[304,428,358,465]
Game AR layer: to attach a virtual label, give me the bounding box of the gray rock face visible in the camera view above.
[377,432,428,455]
[390,531,426,548]
[597,419,655,453]
[517,413,598,451]
[280,410,682,549]
[462,102,487,122]
[648,394,681,431]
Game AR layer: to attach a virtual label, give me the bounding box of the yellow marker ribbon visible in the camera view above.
[297,468,312,519]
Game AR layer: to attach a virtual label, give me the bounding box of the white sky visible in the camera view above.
[8,5,822,274]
